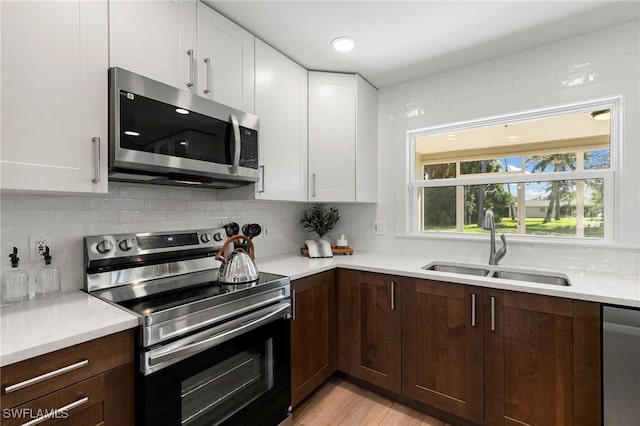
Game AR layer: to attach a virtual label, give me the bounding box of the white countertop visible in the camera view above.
[0,291,138,367]
[2,251,638,367]
[257,251,640,308]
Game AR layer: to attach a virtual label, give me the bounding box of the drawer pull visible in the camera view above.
[4,359,89,394]
[471,293,476,327]
[19,396,89,426]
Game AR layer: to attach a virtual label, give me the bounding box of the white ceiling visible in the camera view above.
[208,1,640,88]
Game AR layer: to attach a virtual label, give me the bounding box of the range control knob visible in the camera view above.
[96,240,114,254]
[213,232,223,242]
[200,233,212,243]
[119,239,134,251]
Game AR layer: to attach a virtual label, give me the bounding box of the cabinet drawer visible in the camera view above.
[2,374,104,426]
[1,330,133,408]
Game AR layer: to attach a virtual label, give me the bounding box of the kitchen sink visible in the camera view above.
[490,270,571,286]
[423,262,491,277]
[423,262,571,286]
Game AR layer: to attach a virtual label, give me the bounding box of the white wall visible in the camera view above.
[0,183,309,292]
[340,20,640,276]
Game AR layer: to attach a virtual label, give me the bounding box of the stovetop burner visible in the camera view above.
[117,271,286,317]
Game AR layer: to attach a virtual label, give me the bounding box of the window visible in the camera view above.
[409,100,617,240]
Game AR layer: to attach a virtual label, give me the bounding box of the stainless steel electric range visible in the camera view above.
[84,228,291,426]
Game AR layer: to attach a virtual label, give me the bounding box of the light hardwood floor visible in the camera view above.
[292,377,452,426]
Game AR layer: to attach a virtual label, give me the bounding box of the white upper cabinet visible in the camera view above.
[197,2,255,112]
[355,75,378,203]
[308,72,377,202]
[254,39,307,201]
[109,0,197,93]
[308,72,356,202]
[109,1,254,112]
[1,0,108,193]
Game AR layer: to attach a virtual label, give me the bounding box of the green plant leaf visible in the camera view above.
[299,204,340,238]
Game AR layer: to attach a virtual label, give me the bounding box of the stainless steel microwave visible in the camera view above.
[108,67,259,189]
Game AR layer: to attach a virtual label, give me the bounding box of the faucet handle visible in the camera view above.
[496,234,508,263]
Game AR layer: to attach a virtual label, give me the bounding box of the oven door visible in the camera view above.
[138,305,291,426]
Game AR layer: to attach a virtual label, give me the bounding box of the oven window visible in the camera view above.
[180,339,274,426]
[119,90,231,164]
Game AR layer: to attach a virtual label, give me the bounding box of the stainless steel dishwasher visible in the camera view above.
[603,306,640,425]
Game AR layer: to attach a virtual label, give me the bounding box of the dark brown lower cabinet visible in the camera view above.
[290,270,337,406]
[402,279,601,426]
[337,269,402,394]
[484,289,601,426]
[402,278,484,423]
[0,330,134,426]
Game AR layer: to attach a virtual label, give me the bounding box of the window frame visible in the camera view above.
[407,97,620,242]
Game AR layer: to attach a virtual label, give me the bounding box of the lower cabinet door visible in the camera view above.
[4,375,104,426]
[401,279,484,424]
[484,290,601,426]
[337,269,402,394]
[290,270,337,406]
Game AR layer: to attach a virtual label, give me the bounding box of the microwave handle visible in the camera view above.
[230,114,240,174]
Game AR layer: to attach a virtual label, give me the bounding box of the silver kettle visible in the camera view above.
[215,235,259,284]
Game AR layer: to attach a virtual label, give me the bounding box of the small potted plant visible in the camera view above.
[300,204,340,240]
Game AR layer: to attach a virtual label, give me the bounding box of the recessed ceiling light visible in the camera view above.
[331,36,355,52]
[175,108,190,115]
[591,109,610,121]
[124,130,140,137]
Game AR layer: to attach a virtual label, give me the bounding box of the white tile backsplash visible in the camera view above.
[1,182,309,292]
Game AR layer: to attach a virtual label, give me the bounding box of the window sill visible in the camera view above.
[397,232,638,250]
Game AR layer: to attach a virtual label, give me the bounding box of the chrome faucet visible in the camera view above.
[482,210,507,265]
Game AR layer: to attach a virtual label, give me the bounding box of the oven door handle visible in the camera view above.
[147,303,289,369]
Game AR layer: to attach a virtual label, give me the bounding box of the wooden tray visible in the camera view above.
[300,246,354,256]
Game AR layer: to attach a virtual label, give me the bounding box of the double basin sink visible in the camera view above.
[423,262,571,286]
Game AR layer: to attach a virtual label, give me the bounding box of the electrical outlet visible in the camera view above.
[29,235,53,262]
[372,221,385,235]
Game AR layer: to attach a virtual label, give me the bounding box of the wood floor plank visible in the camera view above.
[293,377,453,426]
[380,402,427,426]
[422,414,450,426]
[293,377,363,425]
[337,388,393,425]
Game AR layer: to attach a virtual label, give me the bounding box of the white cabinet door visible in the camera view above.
[308,72,356,202]
[1,0,108,193]
[197,2,254,112]
[356,75,377,202]
[254,39,307,201]
[109,0,197,93]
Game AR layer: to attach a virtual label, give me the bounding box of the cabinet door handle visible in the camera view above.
[4,359,89,394]
[291,288,296,320]
[19,396,89,426]
[490,296,496,331]
[312,173,317,198]
[230,114,240,174]
[471,293,476,327]
[91,137,100,183]
[390,281,396,310]
[186,49,195,87]
[259,165,265,193]
[203,57,212,94]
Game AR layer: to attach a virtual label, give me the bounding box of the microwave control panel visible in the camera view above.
[239,127,258,169]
